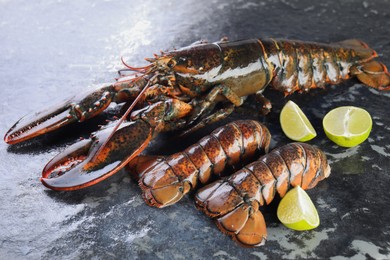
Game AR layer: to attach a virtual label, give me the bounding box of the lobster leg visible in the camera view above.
[180,104,235,137]
[187,85,244,125]
[254,92,272,115]
[180,84,244,136]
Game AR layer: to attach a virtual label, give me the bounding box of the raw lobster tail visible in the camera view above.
[132,120,271,208]
[195,143,331,247]
[260,38,390,93]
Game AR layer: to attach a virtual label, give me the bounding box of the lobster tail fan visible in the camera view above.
[138,159,188,208]
[353,61,390,90]
[337,39,377,62]
[216,203,267,247]
[336,39,390,90]
[195,181,267,247]
[141,182,187,208]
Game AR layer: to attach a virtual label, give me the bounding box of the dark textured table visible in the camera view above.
[1,0,389,259]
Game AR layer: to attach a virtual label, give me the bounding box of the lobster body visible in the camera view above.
[171,38,387,99]
[195,143,331,247]
[4,38,388,190]
[132,120,271,208]
[171,39,272,97]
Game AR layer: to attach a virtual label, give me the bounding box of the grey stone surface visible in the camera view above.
[0,0,389,259]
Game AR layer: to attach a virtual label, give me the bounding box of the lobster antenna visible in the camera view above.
[121,56,152,73]
[90,74,157,163]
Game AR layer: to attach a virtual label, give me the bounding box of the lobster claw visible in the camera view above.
[4,84,117,144]
[41,119,154,190]
[4,99,78,144]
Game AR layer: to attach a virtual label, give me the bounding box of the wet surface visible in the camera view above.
[1,0,390,259]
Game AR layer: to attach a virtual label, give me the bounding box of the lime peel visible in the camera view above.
[277,186,320,231]
[323,106,372,147]
[280,100,317,142]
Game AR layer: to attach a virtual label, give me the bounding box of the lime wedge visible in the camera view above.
[277,186,320,231]
[323,106,372,147]
[280,101,317,141]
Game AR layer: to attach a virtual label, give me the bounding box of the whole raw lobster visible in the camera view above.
[4,38,389,190]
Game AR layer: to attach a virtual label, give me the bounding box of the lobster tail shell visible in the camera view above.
[135,120,271,208]
[337,40,389,90]
[195,142,330,247]
[216,200,267,247]
[352,60,390,90]
[195,179,267,247]
[260,38,389,94]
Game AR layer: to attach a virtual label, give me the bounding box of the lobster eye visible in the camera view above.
[167,59,176,68]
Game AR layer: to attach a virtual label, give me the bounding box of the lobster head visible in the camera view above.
[150,42,223,89]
